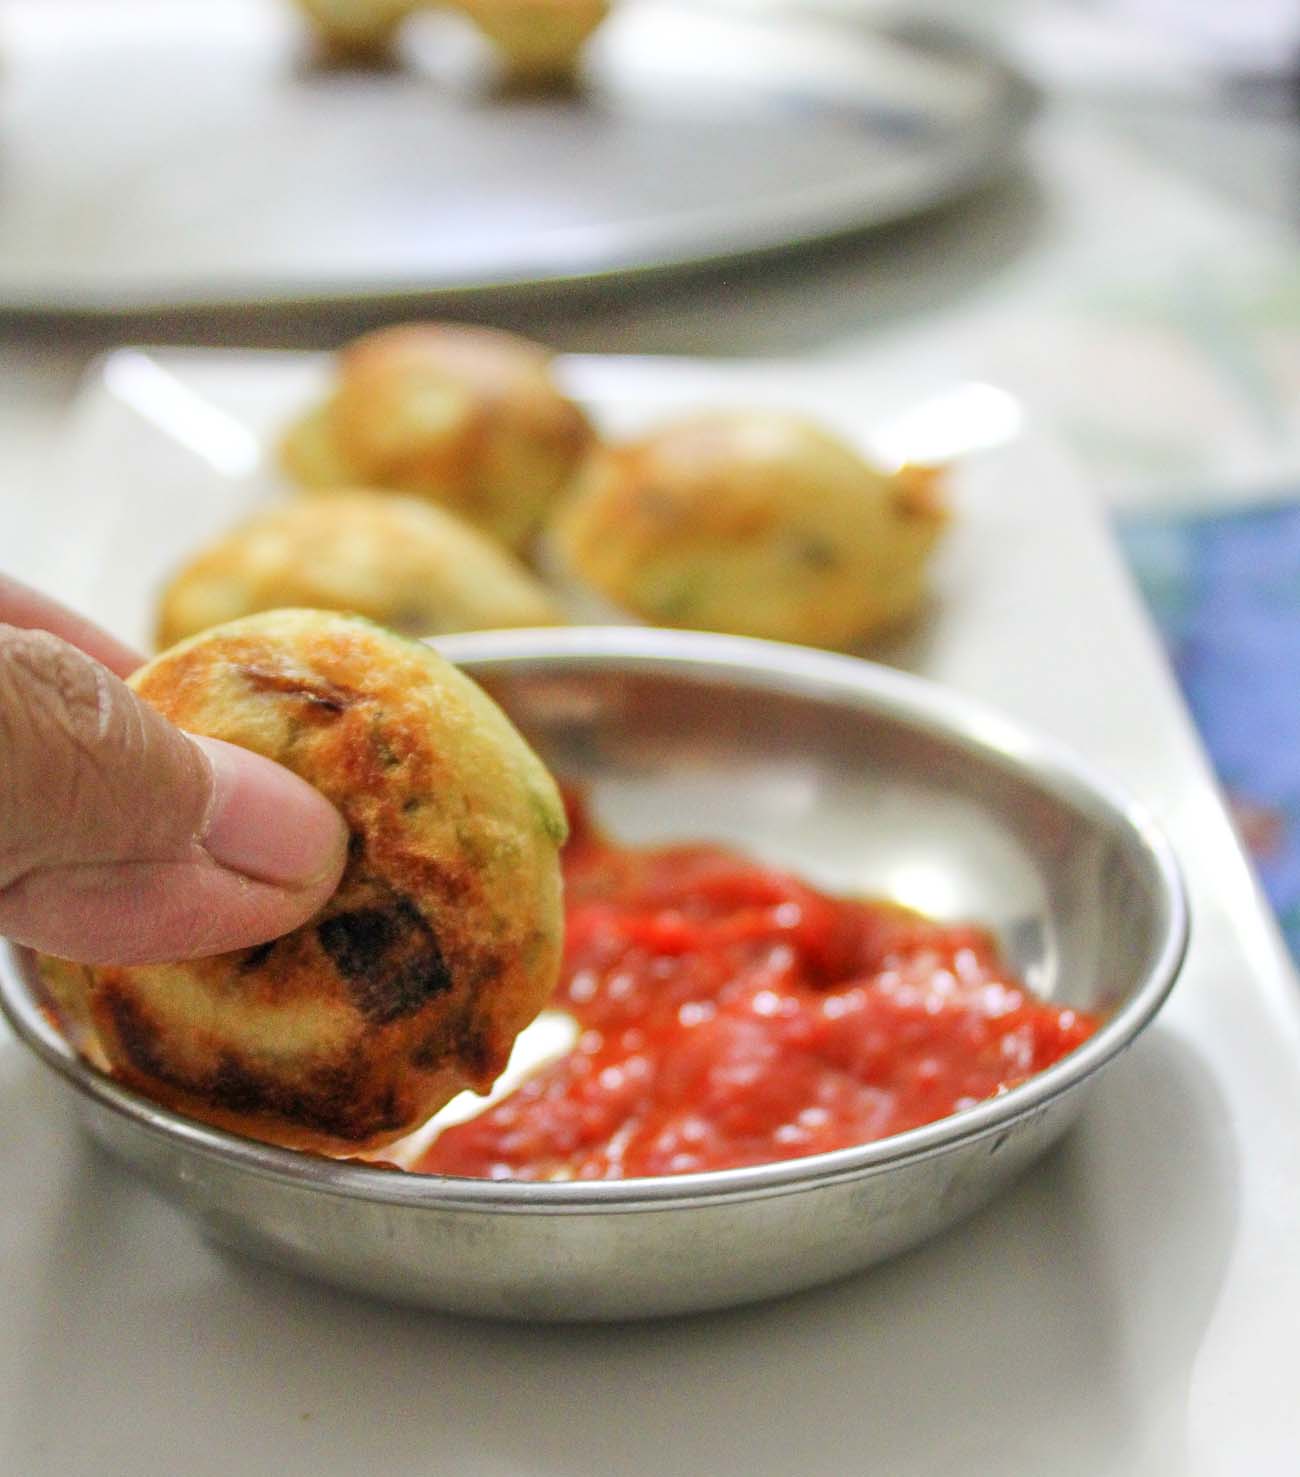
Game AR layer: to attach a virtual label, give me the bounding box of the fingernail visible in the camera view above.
[190,734,348,889]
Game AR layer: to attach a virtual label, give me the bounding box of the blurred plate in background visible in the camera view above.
[0,0,1035,313]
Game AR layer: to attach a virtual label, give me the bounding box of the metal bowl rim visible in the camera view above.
[0,627,1189,1212]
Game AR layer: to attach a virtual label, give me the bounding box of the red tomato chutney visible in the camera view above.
[415,791,1099,1181]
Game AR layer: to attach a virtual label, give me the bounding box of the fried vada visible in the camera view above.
[43,610,566,1154]
[280,323,595,552]
[293,0,416,59]
[155,491,563,649]
[449,0,610,81]
[548,411,948,650]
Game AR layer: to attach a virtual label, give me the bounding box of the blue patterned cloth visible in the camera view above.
[1118,502,1300,957]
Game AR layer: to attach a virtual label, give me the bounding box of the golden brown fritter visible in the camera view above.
[155,491,563,649]
[293,0,416,59]
[548,412,948,650]
[449,0,611,81]
[280,323,595,552]
[44,610,566,1154]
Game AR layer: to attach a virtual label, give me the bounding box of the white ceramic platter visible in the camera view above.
[4,350,1300,1474]
[0,0,1034,313]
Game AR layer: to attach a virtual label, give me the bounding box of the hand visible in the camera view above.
[0,575,347,965]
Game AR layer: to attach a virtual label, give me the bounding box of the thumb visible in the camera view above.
[0,626,348,965]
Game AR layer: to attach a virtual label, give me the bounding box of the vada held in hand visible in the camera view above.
[3,589,567,1155]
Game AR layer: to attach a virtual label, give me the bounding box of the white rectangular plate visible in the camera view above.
[4,350,1300,1476]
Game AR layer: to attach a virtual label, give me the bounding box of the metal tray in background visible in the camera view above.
[0,0,1036,313]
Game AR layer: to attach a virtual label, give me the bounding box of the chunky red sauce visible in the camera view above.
[415,793,1098,1180]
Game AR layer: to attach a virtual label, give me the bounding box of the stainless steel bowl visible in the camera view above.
[0,628,1187,1322]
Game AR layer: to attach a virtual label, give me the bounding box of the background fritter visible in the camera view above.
[155,490,563,648]
[293,0,417,58]
[280,322,595,552]
[448,0,611,81]
[47,610,566,1154]
[549,411,948,650]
